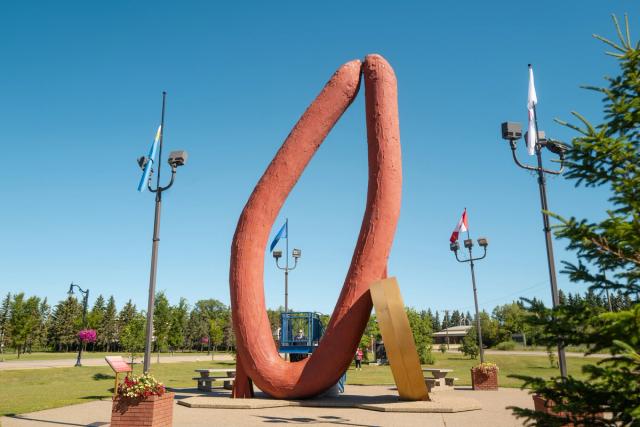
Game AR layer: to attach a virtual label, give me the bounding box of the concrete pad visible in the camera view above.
[358,394,482,413]
[1,385,534,427]
[175,385,482,414]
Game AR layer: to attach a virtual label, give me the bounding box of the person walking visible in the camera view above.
[355,347,363,371]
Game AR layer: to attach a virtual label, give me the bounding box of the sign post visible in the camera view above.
[105,356,133,399]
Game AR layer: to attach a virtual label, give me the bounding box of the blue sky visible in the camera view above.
[1,1,638,316]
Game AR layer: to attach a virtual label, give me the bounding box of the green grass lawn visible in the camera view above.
[0,353,598,417]
[347,353,593,387]
[0,360,235,416]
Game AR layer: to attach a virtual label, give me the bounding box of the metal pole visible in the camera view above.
[143,93,166,374]
[535,146,568,378]
[143,191,162,373]
[467,236,485,363]
[75,289,89,367]
[285,218,289,315]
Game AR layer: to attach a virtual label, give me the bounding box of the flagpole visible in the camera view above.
[529,64,568,377]
[143,92,166,373]
[535,137,568,377]
[464,212,485,363]
[285,218,289,315]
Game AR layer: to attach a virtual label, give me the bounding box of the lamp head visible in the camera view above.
[272,249,282,260]
[501,122,522,140]
[544,139,570,156]
[67,283,74,296]
[524,130,547,145]
[292,248,301,259]
[463,239,473,249]
[137,156,148,170]
[449,241,460,252]
[477,237,488,248]
[168,150,188,168]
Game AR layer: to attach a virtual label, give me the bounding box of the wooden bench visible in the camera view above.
[194,369,236,391]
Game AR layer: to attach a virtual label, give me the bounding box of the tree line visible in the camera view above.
[1,287,630,363]
[0,292,238,358]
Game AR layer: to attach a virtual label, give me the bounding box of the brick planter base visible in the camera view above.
[111,392,174,426]
[470,368,498,390]
[532,394,602,427]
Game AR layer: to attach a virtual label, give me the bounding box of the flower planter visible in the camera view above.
[532,395,602,427]
[111,392,174,427]
[470,367,498,390]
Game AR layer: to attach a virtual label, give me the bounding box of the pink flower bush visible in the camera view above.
[78,329,97,343]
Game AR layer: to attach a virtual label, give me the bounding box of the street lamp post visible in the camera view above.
[272,244,301,362]
[68,282,89,367]
[272,247,302,315]
[450,236,489,363]
[500,121,569,377]
[138,92,189,373]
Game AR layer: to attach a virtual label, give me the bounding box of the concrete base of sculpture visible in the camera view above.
[177,386,481,414]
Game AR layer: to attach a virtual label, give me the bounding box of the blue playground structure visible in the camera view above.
[278,312,324,354]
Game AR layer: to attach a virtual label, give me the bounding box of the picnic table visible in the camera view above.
[422,368,458,389]
[422,368,453,380]
[193,368,236,391]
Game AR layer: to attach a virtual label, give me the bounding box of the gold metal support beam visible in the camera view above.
[370,277,429,401]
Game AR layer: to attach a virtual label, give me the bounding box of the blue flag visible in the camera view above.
[270,221,288,252]
[137,125,162,192]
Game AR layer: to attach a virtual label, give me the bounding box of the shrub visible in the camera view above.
[495,341,516,351]
[418,345,436,364]
[461,330,479,359]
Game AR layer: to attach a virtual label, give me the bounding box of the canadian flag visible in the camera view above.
[449,209,468,243]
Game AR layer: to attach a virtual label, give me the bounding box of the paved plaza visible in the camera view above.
[1,385,534,426]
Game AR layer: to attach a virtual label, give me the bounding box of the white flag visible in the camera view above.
[527,65,538,155]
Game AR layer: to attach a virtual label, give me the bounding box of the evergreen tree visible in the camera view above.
[88,295,105,330]
[0,293,11,358]
[432,310,441,332]
[451,310,461,326]
[23,296,42,353]
[34,297,51,351]
[153,292,172,360]
[49,296,82,352]
[100,296,117,352]
[118,299,138,350]
[168,297,188,352]
[511,15,640,425]
[442,310,451,330]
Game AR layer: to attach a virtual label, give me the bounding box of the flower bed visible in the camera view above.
[111,373,173,427]
[471,362,499,390]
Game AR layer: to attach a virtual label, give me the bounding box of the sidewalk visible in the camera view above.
[0,354,234,371]
[0,385,534,426]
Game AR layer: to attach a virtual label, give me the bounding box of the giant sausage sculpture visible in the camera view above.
[229,54,402,399]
